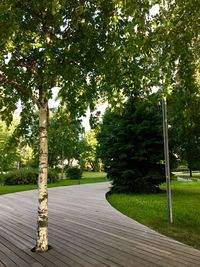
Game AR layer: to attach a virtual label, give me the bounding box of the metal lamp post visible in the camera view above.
[162,96,173,224]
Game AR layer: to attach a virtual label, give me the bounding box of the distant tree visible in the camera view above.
[25,107,83,174]
[168,93,200,175]
[97,95,165,193]
[168,46,200,175]
[151,0,200,175]
[164,2,200,175]
[17,142,33,168]
[81,129,102,172]
[0,116,20,172]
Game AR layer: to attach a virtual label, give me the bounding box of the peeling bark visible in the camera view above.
[36,99,49,252]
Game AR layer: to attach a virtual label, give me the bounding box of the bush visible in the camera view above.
[48,169,59,183]
[3,168,58,185]
[173,164,189,172]
[66,167,82,180]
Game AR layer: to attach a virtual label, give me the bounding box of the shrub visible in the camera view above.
[48,169,59,183]
[173,164,189,172]
[66,167,82,180]
[3,168,58,185]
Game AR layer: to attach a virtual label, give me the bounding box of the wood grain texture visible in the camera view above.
[0,182,200,266]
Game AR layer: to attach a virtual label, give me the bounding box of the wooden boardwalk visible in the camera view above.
[0,182,200,267]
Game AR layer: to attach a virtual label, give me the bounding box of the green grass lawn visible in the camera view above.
[108,179,200,250]
[0,171,107,195]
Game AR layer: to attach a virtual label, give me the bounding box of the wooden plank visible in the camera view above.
[0,182,200,267]
[55,214,200,263]
[1,214,144,267]
[1,216,149,267]
[0,207,158,265]
[0,262,5,267]
[49,219,193,267]
[0,221,98,267]
[0,251,17,267]
[0,242,30,267]
[0,228,55,267]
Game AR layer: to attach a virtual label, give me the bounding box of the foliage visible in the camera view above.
[2,168,58,185]
[97,95,165,193]
[153,0,200,174]
[81,129,103,172]
[48,168,59,183]
[27,107,84,168]
[49,108,84,167]
[172,164,189,172]
[166,8,200,173]
[3,168,38,185]
[108,179,200,249]
[168,74,200,173]
[66,167,82,180]
[0,116,20,171]
[0,0,159,135]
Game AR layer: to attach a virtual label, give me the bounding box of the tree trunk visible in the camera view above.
[36,101,49,252]
[189,168,192,177]
[61,148,64,179]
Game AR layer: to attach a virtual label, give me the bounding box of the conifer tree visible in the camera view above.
[97,96,165,193]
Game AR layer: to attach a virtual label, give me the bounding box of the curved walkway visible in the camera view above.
[0,182,200,267]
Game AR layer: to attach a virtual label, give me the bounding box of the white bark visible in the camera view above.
[36,103,49,252]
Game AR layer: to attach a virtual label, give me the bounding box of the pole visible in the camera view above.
[162,97,173,224]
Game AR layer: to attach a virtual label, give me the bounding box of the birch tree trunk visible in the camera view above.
[36,99,49,252]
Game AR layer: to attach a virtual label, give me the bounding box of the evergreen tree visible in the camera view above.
[97,96,165,193]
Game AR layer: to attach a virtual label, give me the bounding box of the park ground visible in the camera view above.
[108,172,200,250]
[1,171,200,250]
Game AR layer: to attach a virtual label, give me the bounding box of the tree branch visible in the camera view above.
[13,56,38,76]
[0,73,40,107]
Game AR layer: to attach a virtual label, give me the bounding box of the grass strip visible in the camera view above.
[108,179,200,250]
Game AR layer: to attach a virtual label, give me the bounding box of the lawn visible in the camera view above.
[0,171,107,195]
[107,178,200,250]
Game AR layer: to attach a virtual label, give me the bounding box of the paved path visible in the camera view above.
[0,182,200,266]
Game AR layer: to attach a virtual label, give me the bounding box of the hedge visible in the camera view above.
[66,167,82,180]
[2,168,58,185]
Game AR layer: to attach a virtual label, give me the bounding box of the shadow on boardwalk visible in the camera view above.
[0,182,200,266]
